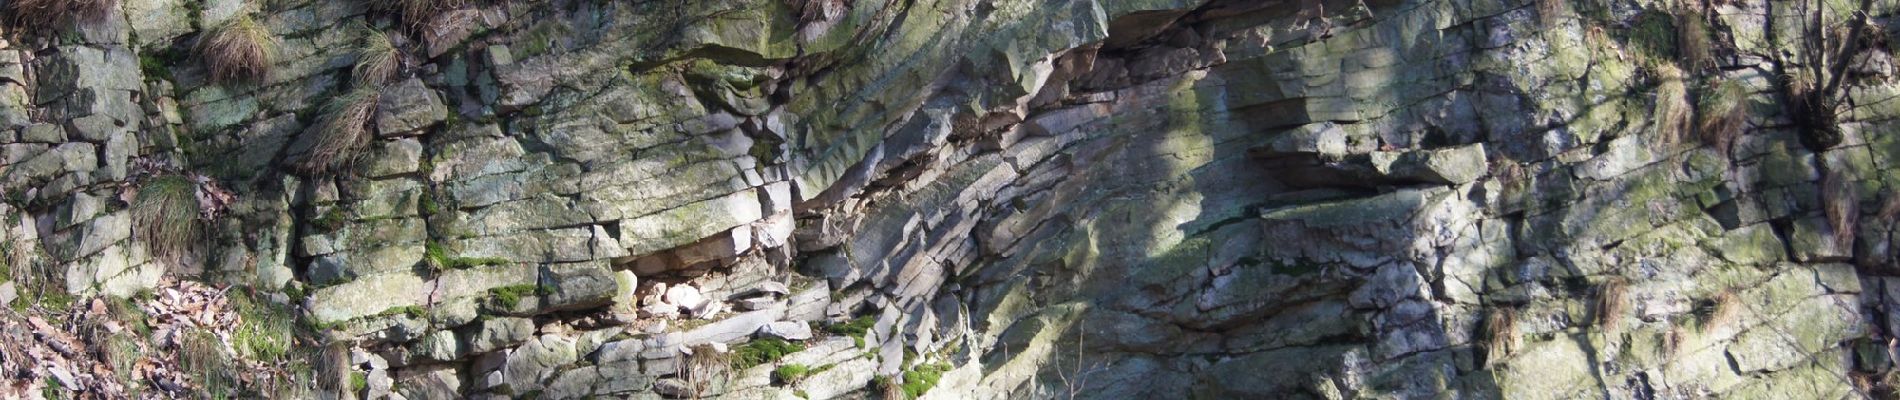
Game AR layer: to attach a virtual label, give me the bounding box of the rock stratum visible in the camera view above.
[1,0,1899,398]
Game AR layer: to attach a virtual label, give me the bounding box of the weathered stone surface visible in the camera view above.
[3,0,1895,399]
[465,317,535,355]
[377,78,449,136]
[756,321,810,341]
[1368,144,1488,184]
[503,334,578,392]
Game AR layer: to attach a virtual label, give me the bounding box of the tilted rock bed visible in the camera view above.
[2,0,1900,398]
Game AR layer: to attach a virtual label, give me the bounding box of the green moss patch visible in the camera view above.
[732,338,806,370]
[773,363,811,383]
[426,242,513,270]
[900,363,951,399]
[489,284,549,309]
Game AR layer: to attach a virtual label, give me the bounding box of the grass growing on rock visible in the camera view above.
[685,344,731,396]
[317,343,353,394]
[1593,278,1629,331]
[874,375,905,399]
[352,25,401,86]
[1629,11,1679,68]
[1534,0,1564,28]
[1482,307,1519,366]
[825,315,877,347]
[1699,288,1743,334]
[6,0,117,30]
[200,15,276,84]
[1651,65,1693,146]
[1824,169,1861,247]
[375,0,465,31]
[1675,14,1712,71]
[1696,78,1747,152]
[136,175,202,264]
[299,86,381,174]
[732,338,806,370]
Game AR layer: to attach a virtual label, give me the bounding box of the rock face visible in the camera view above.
[3,0,1900,398]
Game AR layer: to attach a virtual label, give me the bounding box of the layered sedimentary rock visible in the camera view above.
[3,0,1900,398]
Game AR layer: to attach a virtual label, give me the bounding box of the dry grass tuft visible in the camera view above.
[314,342,352,393]
[1696,78,1747,153]
[1676,14,1713,70]
[1483,307,1520,366]
[1663,325,1685,358]
[685,344,730,397]
[200,15,276,84]
[876,375,907,400]
[135,175,202,264]
[382,0,465,29]
[352,26,401,86]
[6,0,118,30]
[1877,190,1900,222]
[1594,278,1630,331]
[298,86,381,174]
[178,329,237,398]
[1535,0,1565,28]
[1825,169,1862,248]
[1653,65,1694,146]
[1701,288,1743,334]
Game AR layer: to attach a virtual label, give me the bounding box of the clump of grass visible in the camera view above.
[1699,288,1743,333]
[178,329,237,398]
[107,295,150,335]
[232,293,294,359]
[1676,14,1712,71]
[1482,307,1519,366]
[298,86,381,174]
[1652,65,1693,146]
[382,0,464,29]
[685,344,731,396]
[874,375,905,399]
[311,207,349,232]
[102,335,143,386]
[1594,278,1629,331]
[352,26,401,87]
[316,343,352,393]
[1535,0,1565,28]
[1630,11,1678,67]
[135,175,202,264]
[1696,78,1747,153]
[825,315,876,337]
[1663,325,1685,358]
[1877,190,1900,223]
[6,0,118,30]
[732,338,806,370]
[200,15,276,84]
[1825,169,1861,248]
